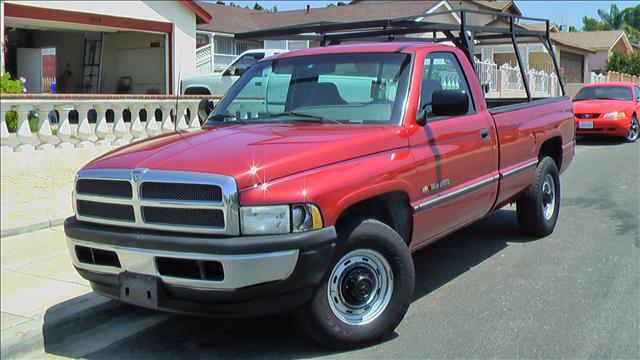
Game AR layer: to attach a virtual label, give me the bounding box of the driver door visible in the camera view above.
[409,51,499,248]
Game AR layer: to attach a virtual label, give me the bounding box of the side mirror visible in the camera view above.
[431,90,469,117]
[198,98,215,121]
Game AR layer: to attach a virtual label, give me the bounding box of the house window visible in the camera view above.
[214,37,234,55]
[196,33,210,48]
[235,41,260,55]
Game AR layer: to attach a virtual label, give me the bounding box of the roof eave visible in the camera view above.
[554,41,597,54]
[182,0,213,24]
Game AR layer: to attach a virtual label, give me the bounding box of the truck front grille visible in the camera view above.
[76,179,132,198]
[142,207,225,228]
[140,182,222,202]
[76,200,135,222]
[73,169,239,235]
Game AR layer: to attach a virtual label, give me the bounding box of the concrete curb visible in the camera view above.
[0,217,66,238]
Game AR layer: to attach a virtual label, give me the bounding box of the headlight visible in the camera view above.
[240,206,290,235]
[603,111,626,119]
[292,204,323,232]
[239,204,323,235]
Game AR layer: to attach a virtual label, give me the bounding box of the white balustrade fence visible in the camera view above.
[475,59,498,92]
[477,62,561,98]
[590,72,606,84]
[0,95,217,153]
[501,63,525,92]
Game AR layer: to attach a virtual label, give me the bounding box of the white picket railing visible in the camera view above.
[0,95,218,153]
[196,44,214,75]
[590,72,606,84]
[473,62,561,98]
[475,59,498,92]
[501,63,525,92]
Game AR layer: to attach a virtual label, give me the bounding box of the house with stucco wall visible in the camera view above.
[550,30,635,74]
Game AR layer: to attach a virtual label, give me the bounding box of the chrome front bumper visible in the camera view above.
[66,236,299,290]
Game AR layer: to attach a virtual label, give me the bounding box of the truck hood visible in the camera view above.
[84,124,407,190]
[573,99,632,114]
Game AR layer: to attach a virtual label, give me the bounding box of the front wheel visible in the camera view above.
[625,115,639,143]
[296,218,415,349]
[516,157,561,236]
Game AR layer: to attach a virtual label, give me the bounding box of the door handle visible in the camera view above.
[479,128,490,141]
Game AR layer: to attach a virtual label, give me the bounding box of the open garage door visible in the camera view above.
[100,32,166,94]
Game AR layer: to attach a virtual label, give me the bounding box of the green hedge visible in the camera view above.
[1,72,38,133]
[605,51,640,76]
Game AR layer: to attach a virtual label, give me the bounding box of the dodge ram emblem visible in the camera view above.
[131,169,143,182]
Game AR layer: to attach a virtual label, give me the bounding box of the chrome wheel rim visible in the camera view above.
[627,117,639,141]
[327,248,393,325]
[542,174,556,220]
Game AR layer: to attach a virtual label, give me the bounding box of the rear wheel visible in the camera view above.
[296,218,414,349]
[626,115,639,143]
[516,157,560,236]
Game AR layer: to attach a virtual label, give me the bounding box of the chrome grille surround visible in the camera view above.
[73,168,240,235]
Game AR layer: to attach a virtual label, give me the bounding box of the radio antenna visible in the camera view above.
[174,45,183,128]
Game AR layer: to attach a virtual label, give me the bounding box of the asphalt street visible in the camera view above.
[23,137,640,359]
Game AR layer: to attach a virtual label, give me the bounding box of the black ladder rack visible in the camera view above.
[236,9,566,98]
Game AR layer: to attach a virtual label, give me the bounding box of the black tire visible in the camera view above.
[516,157,561,236]
[625,114,639,143]
[295,218,415,349]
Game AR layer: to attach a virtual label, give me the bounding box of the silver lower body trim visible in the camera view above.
[500,159,538,179]
[414,175,498,213]
[67,237,299,290]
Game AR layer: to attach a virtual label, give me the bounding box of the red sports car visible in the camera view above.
[573,82,640,142]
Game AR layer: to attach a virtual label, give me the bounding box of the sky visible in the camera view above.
[215,1,637,29]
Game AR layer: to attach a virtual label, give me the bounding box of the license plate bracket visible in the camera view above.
[119,272,159,309]
[579,121,594,129]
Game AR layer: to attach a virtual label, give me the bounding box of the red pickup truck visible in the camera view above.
[65,12,575,348]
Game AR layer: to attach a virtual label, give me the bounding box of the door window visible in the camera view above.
[635,86,640,101]
[420,52,474,119]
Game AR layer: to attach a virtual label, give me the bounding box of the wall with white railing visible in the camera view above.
[475,60,561,99]
[590,72,606,84]
[0,95,219,153]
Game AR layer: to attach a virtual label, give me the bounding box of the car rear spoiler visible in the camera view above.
[236,9,566,98]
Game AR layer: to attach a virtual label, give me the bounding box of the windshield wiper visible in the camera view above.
[207,113,245,124]
[268,111,343,125]
[575,97,615,101]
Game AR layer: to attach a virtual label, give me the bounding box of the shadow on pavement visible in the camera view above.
[576,136,628,146]
[42,209,530,358]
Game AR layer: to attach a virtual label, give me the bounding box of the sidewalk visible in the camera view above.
[1,227,93,358]
[1,147,108,237]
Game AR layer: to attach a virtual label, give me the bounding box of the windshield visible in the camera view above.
[206,52,412,125]
[574,86,633,101]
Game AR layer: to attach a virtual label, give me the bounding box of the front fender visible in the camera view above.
[238,148,418,226]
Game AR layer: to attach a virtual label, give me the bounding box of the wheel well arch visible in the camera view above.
[335,191,413,245]
[538,136,562,170]
[183,86,211,95]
